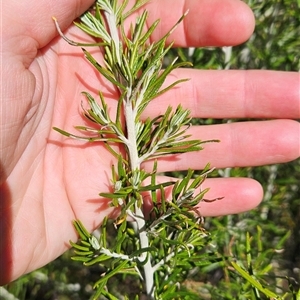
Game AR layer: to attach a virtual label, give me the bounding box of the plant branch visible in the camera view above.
[53,1,214,299]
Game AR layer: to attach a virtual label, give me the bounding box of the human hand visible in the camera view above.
[1,0,299,285]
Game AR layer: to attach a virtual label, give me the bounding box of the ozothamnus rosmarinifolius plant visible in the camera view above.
[53,1,219,298]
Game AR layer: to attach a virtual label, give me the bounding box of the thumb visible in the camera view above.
[3,0,94,53]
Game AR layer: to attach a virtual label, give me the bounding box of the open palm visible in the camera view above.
[1,0,299,285]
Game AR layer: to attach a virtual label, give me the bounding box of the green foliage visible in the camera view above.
[238,0,300,70]
[54,0,217,298]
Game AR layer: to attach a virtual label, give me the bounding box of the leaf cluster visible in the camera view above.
[70,167,214,299]
[75,0,192,115]
[53,0,205,163]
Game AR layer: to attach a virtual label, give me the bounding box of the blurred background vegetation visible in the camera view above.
[1,0,299,299]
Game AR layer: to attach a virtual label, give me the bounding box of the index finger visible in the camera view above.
[143,0,255,47]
